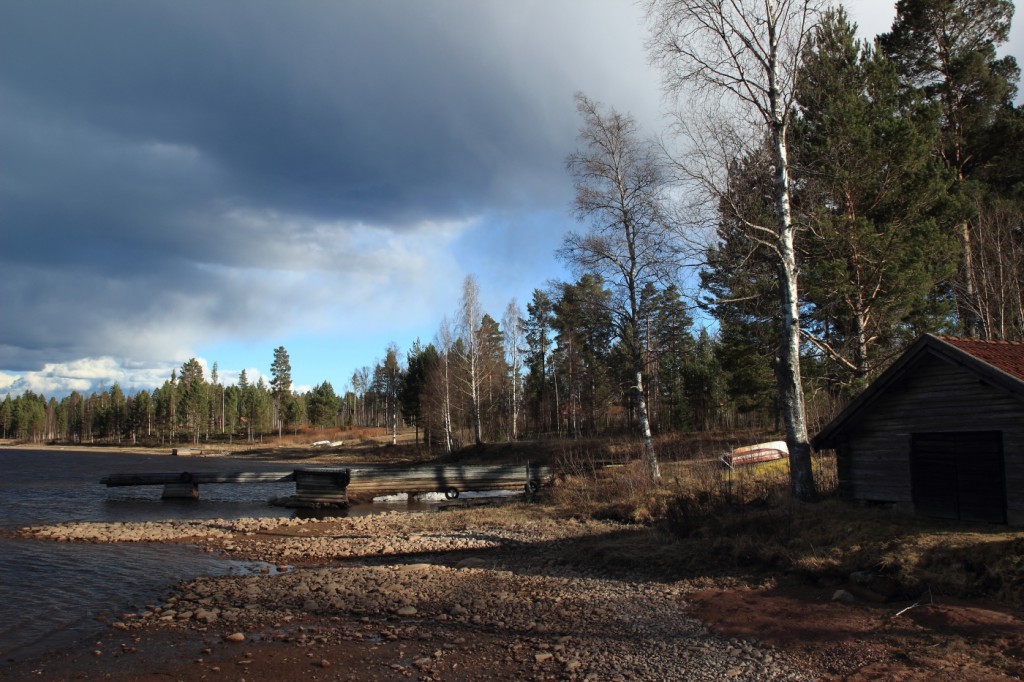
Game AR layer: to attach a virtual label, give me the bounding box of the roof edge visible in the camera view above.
[813,334,1024,449]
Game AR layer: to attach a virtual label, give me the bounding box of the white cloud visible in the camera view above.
[0,358,178,397]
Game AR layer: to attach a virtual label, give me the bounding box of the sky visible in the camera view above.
[2,1,1022,398]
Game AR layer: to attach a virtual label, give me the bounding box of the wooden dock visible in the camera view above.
[344,464,551,501]
[100,464,551,506]
[100,467,350,507]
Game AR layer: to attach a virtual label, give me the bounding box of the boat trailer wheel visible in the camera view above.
[444,487,459,500]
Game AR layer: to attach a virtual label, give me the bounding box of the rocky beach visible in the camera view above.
[10,509,811,681]
[8,503,1024,681]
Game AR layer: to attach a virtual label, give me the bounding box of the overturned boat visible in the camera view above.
[720,440,789,468]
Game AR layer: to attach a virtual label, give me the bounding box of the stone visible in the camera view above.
[535,652,554,664]
[456,557,488,569]
[196,610,218,624]
[831,589,855,603]
[396,605,418,617]
[225,632,247,642]
[850,571,873,585]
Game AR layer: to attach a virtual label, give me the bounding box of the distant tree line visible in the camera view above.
[0,274,723,446]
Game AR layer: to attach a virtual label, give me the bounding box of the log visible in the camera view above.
[101,471,295,486]
[346,464,551,497]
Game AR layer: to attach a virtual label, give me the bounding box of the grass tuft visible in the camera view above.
[546,437,1024,606]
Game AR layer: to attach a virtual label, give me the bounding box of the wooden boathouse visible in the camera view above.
[813,334,1024,524]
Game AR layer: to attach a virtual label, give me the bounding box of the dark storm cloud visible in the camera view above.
[2,1,570,226]
[0,0,659,380]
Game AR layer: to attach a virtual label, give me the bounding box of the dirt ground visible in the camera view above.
[7,584,1024,681]
[689,586,1024,681]
[5,439,1024,680]
[8,508,1024,681]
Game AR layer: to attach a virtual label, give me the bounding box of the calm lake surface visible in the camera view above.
[0,447,369,664]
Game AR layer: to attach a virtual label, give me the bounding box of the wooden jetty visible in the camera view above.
[344,464,551,501]
[100,464,551,506]
[99,467,350,507]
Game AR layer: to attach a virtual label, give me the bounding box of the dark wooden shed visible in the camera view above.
[813,334,1024,524]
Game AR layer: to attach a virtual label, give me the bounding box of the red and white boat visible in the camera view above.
[720,440,789,468]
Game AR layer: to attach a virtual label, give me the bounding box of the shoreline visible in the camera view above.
[0,439,424,467]
[10,509,805,681]
[5,442,1024,680]
[10,507,1024,680]
[0,441,285,458]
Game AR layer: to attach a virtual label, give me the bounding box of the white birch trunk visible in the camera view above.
[773,123,815,500]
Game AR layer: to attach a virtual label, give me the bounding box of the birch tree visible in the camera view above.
[646,0,824,499]
[560,93,680,480]
[502,299,525,441]
[458,274,485,446]
[381,343,403,446]
[434,316,457,453]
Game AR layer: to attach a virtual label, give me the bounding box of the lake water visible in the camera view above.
[0,447,363,664]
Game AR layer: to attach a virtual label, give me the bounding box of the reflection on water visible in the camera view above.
[0,447,424,665]
[0,448,334,529]
[0,538,244,663]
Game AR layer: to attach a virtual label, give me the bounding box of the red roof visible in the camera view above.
[937,336,1024,383]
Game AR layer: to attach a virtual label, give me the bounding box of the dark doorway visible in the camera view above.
[911,431,1007,523]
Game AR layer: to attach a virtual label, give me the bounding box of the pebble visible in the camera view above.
[23,512,813,680]
[832,589,855,603]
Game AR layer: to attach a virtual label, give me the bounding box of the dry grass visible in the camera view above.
[544,437,1024,606]
[36,428,1024,605]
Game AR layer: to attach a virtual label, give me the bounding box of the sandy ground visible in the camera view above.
[6,504,1024,681]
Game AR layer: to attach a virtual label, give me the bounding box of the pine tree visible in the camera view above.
[524,289,555,435]
[795,8,958,390]
[401,340,437,446]
[307,381,339,431]
[270,346,292,438]
[881,0,1019,336]
[551,276,614,438]
[178,359,207,444]
[639,284,694,431]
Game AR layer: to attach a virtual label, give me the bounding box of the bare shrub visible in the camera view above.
[552,439,670,524]
[813,449,839,496]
